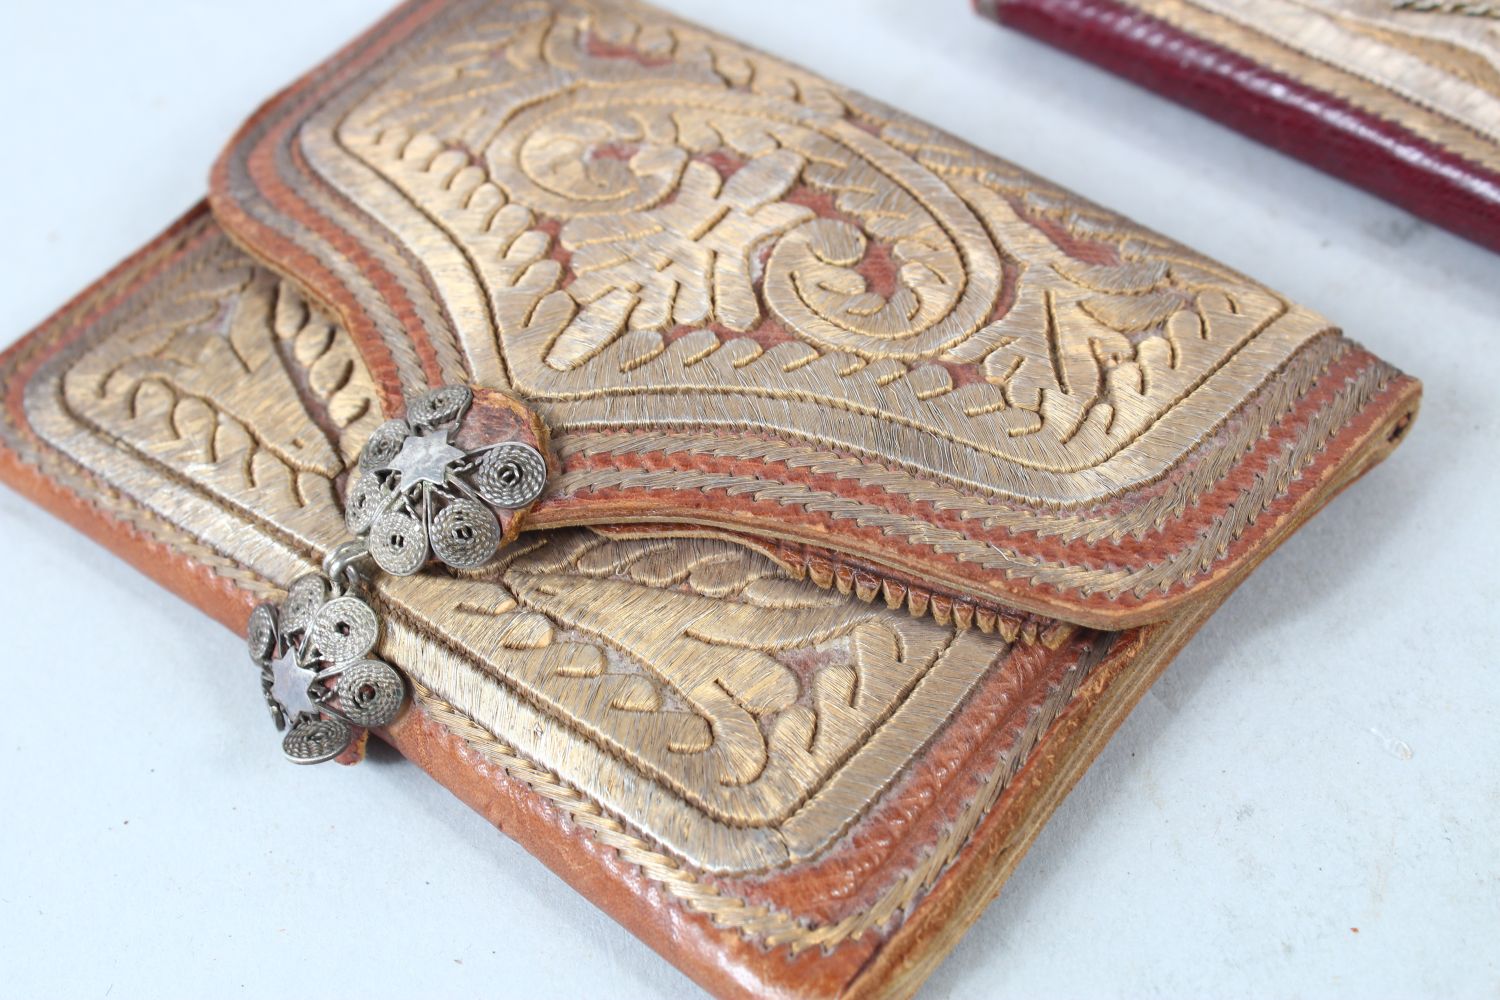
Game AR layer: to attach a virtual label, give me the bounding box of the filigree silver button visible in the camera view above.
[346,385,549,576]
[248,555,407,764]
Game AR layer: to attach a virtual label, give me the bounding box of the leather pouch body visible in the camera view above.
[0,1,1420,997]
[979,0,1500,254]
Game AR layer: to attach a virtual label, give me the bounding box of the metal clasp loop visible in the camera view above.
[322,539,371,593]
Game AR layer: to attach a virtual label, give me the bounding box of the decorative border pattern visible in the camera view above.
[411,622,1102,954]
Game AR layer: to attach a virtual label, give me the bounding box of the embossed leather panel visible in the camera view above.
[211,0,1415,626]
[981,0,1500,253]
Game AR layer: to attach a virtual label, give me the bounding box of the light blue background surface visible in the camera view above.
[1,2,1495,997]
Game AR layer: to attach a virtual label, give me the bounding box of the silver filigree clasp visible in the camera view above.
[245,384,550,765]
[344,385,549,576]
[247,558,406,764]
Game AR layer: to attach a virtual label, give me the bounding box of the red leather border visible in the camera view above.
[980,0,1500,253]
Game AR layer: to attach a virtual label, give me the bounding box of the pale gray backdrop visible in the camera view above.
[1,1,1495,997]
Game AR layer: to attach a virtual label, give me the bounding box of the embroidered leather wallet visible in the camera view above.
[0,1,1420,996]
[978,0,1500,253]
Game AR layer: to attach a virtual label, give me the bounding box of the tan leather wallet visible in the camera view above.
[0,1,1420,996]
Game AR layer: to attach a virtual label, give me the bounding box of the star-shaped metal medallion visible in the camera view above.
[247,585,406,765]
[268,646,322,725]
[385,431,466,488]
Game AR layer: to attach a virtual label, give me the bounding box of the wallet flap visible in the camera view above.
[209,0,1418,628]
